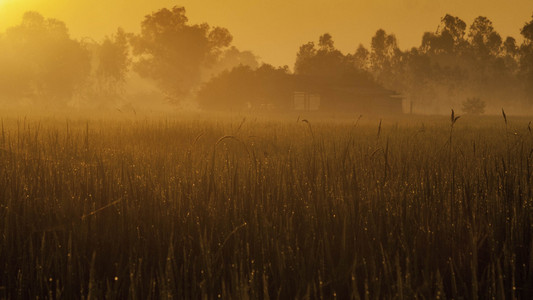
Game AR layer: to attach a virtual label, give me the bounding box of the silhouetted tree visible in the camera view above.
[0,12,91,104]
[369,29,406,93]
[294,42,317,74]
[520,14,533,100]
[294,33,348,78]
[347,44,370,70]
[498,37,520,75]
[97,28,130,91]
[197,64,293,110]
[468,16,502,57]
[91,28,131,101]
[521,14,533,42]
[420,15,467,55]
[438,14,467,43]
[131,6,233,100]
[380,13,526,113]
[370,29,401,86]
[503,37,519,57]
[398,48,436,109]
[205,46,259,79]
[421,31,454,54]
[370,29,398,70]
[318,33,335,51]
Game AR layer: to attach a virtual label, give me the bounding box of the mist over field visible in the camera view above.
[1,1,533,299]
[0,2,532,115]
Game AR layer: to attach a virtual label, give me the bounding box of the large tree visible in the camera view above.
[347,44,370,70]
[294,33,374,86]
[379,13,526,113]
[438,14,467,43]
[520,14,533,42]
[294,33,347,77]
[369,29,404,91]
[204,46,259,79]
[370,29,401,86]
[520,14,533,100]
[197,64,293,110]
[468,16,502,57]
[420,14,467,55]
[96,28,131,96]
[0,12,90,104]
[370,29,398,71]
[131,6,233,100]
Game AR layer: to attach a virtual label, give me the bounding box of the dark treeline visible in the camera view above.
[1,7,533,114]
[376,14,533,114]
[203,14,533,114]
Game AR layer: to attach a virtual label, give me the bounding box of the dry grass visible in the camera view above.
[0,114,531,299]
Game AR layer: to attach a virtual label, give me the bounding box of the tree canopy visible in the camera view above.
[130,6,234,100]
[0,12,90,104]
[97,28,130,91]
[197,64,293,110]
[1,7,533,114]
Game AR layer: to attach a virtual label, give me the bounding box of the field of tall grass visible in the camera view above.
[0,113,531,299]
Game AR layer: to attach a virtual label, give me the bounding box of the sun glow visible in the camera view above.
[0,0,14,7]
[1,1,533,66]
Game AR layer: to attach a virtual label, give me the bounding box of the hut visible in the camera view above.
[292,74,403,114]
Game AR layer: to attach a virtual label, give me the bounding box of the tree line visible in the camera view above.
[0,7,532,113]
[201,14,533,113]
[0,7,257,108]
[367,14,533,113]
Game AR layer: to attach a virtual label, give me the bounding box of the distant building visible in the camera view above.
[293,92,321,111]
[293,75,403,114]
[197,64,404,114]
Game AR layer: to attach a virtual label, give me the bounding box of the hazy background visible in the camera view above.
[1,0,533,115]
[2,0,532,67]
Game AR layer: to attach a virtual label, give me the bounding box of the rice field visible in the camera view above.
[0,113,531,299]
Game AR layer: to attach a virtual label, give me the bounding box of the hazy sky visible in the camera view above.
[1,0,532,67]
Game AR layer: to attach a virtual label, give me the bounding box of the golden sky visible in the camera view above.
[1,0,532,67]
